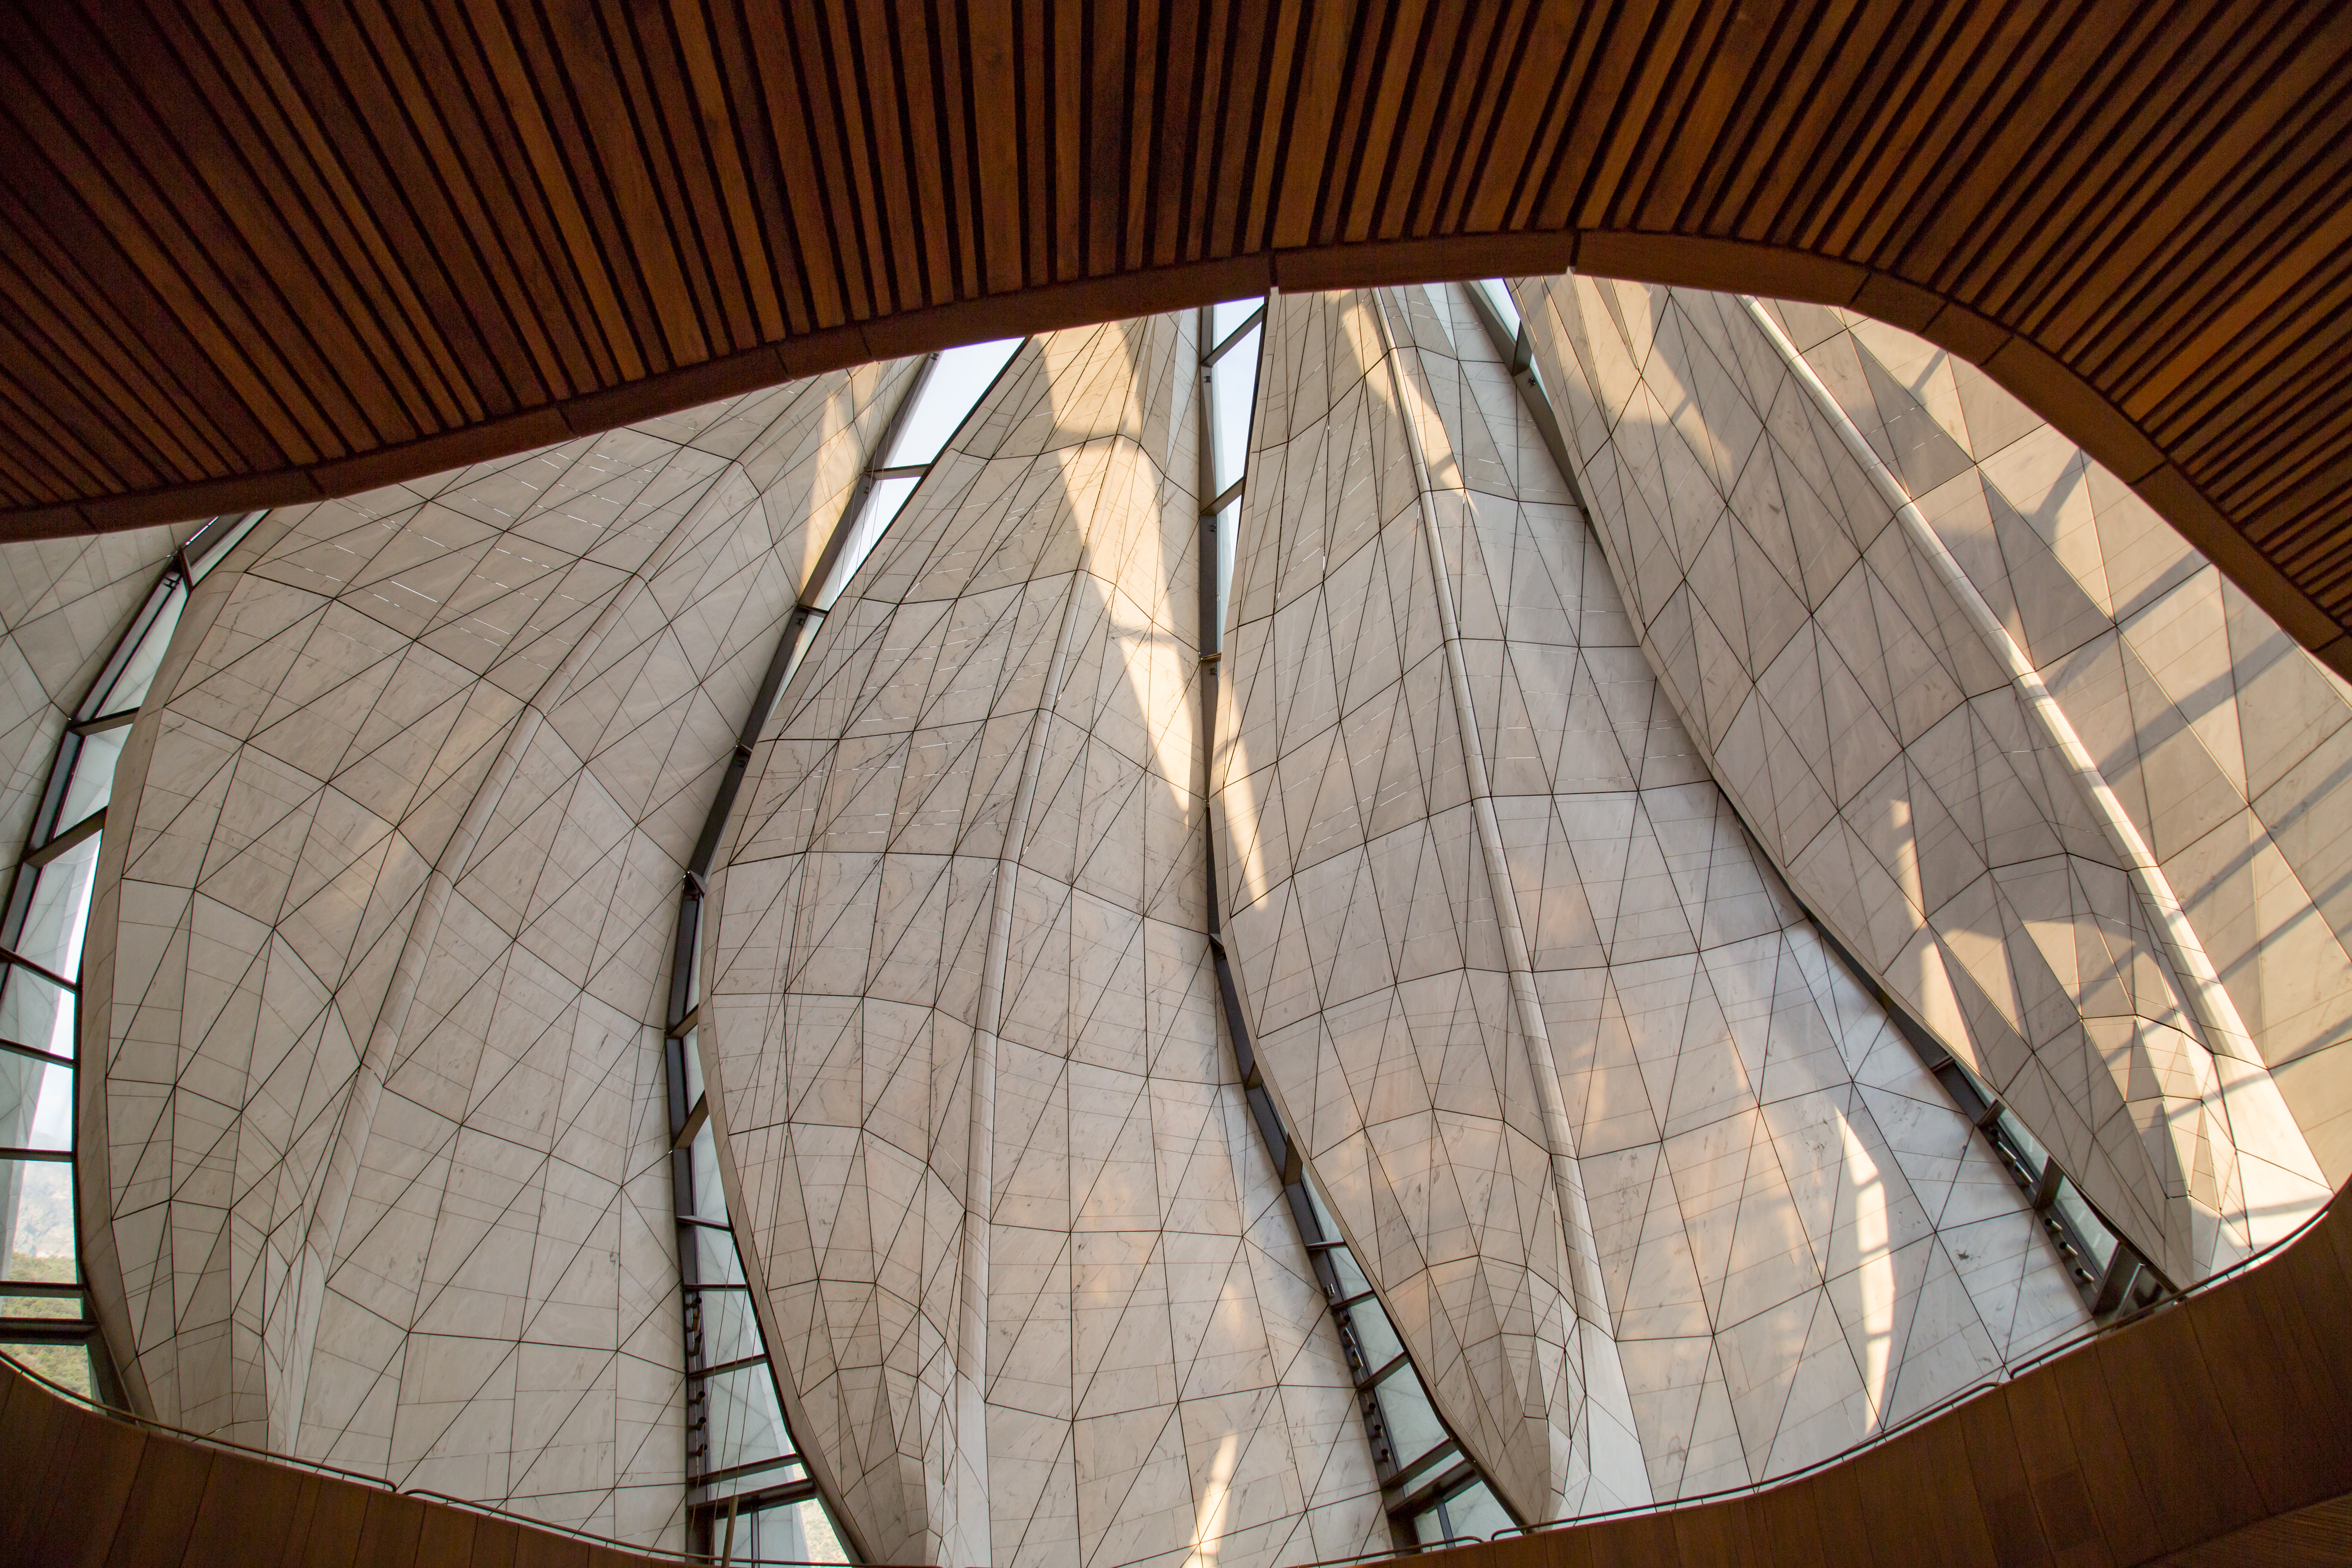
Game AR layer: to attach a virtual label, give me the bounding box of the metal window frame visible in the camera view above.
[0,509,265,1403]
[1463,277,2165,1325]
[1193,297,1523,1549]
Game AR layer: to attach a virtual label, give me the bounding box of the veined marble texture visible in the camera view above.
[70,276,2343,1560]
[81,361,914,1547]
[0,524,198,1281]
[702,314,1388,1568]
[1214,285,2086,1515]
[0,527,198,889]
[1514,274,2336,1287]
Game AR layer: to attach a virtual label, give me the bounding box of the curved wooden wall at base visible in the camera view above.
[0,1357,679,1568]
[6,1191,2349,1567]
[2,2,2349,679]
[1418,1196,2352,1568]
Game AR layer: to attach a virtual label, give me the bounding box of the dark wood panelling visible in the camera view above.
[183,1446,312,1567]
[1385,1200,2352,1566]
[0,1362,687,1567]
[0,1,2348,670]
[2154,1493,2352,1567]
[101,1438,216,1568]
[3,1189,2349,1561]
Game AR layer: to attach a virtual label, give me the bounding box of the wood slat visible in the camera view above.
[9,1176,2352,1568]
[2,0,2349,673]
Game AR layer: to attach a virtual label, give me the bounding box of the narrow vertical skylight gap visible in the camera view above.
[1469,278,2160,1325]
[0,510,264,1403]
[1193,298,1517,1549]
[663,342,1023,1563]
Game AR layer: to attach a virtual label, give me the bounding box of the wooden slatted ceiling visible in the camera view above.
[2,0,2349,669]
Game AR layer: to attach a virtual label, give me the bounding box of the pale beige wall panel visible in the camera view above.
[704,317,1388,1568]
[80,365,911,1547]
[1516,275,2337,1289]
[1214,284,2085,1517]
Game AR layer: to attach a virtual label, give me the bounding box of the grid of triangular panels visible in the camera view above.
[662,335,1027,1564]
[1516,273,2339,1294]
[1195,294,1521,1549]
[1215,281,2092,1514]
[54,274,2333,1565]
[705,314,1394,1568]
[84,363,911,1547]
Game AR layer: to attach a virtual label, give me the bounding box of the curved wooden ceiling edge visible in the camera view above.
[11,230,2345,682]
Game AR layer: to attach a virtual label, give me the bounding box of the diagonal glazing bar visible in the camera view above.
[2,509,263,1404]
[659,341,1024,1562]
[1193,298,1520,1548]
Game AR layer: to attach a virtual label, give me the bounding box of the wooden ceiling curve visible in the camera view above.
[2,1,2348,670]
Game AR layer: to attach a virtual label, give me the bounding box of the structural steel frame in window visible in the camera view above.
[1194,297,1521,1551]
[0,510,266,1403]
[659,341,1024,1564]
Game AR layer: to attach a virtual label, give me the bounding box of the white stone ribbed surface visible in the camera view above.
[1214,285,2082,1514]
[71,276,2347,1555]
[1515,274,2336,1285]
[703,316,1388,1568]
[82,364,912,1547]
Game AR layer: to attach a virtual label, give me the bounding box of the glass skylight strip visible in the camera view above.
[0,509,261,1403]
[1193,299,1516,1549]
[814,338,1022,615]
[1470,278,2160,1324]
[663,343,1025,1564]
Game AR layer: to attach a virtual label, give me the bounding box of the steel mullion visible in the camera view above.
[0,947,78,993]
[1472,276,2162,1329]
[0,1317,102,1344]
[23,808,104,870]
[1204,304,1266,364]
[65,710,138,738]
[1191,295,1518,1549]
[693,1458,813,1494]
[689,1352,773,1381]
[0,1038,73,1070]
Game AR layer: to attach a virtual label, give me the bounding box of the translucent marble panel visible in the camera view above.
[1214,289,1590,1523]
[72,275,2283,1555]
[1515,274,2333,1285]
[0,526,197,894]
[1215,284,2087,1515]
[705,316,1387,1568]
[82,362,914,1548]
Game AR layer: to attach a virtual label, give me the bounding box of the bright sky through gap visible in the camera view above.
[886,338,1023,468]
[1211,326,1259,496]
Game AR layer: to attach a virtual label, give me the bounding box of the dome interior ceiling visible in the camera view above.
[1,2,2348,679]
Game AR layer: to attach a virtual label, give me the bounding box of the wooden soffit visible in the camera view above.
[3,2,2348,668]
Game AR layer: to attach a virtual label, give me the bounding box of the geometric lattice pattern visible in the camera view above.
[1516,275,2333,1286]
[1799,303,2352,1190]
[707,316,1388,1568]
[0,526,194,885]
[84,365,910,1546]
[1217,289,1610,1521]
[1218,285,2085,1515]
[66,280,2348,1559]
